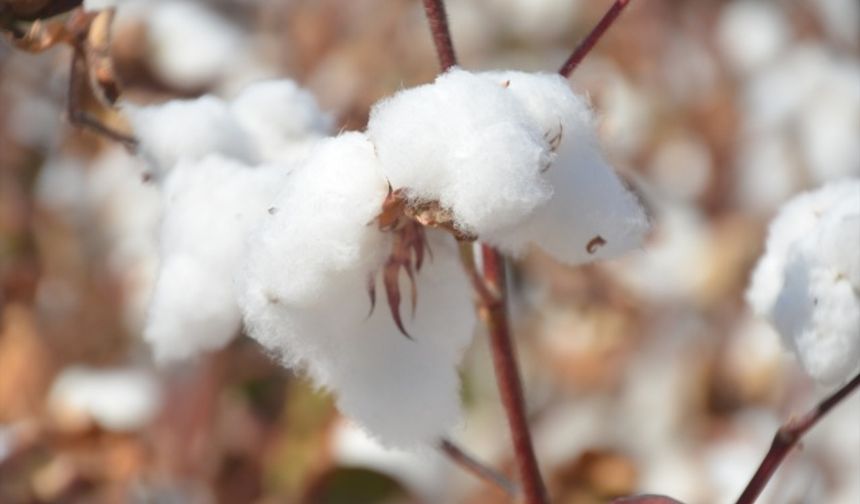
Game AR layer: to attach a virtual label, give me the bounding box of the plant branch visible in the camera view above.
[480,245,549,504]
[735,372,860,504]
[440,438,520,497]
[559,0,632,77]
[420,0,457,71]
[67,42,137,150]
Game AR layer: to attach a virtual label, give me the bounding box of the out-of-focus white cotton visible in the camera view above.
[747,179,860,385]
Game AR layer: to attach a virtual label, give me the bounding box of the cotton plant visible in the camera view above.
[747,178,860,386]
[124,63,649,447]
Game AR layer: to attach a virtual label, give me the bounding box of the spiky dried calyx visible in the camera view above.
[370,184,474,337]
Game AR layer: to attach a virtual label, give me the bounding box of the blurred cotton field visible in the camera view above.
[0,0,858,503]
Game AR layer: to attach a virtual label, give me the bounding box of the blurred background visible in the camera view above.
[0,0,858,502]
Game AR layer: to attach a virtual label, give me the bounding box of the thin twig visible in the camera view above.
[735,372,860,504]
[559,0,632,77]
[420,0,457,71]
[67,45,138,150]
[481,245,549,504]
[440,438,520,497]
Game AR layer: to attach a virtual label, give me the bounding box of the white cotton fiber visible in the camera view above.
[367,69,553,237]
[230,79,334,163]
[368,69,648,265]
[125,95,256,178]
[240,133,476,447]
[478,71,650,264]
[145,155,286,362]
[747,179,860,385]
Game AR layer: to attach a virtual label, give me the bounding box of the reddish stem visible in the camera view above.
[481,245,549,504]
[419,1,548,502]
[736,372,860,504]
[421,0,457,71]
[559,0,632,77]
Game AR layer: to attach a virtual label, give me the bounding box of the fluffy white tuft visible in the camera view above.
[125,95,256,178]
[368,69,552,237]
[145,155,285,362]
[367,68,649,265]
[747,179,860,385]
[230,79,334,163]
[240,133,475,447]
[477,71,650,263]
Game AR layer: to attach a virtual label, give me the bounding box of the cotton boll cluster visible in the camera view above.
[747,179,860,386]
[240,133,475,447]
[131,69,645,447]
[368,69,649,266]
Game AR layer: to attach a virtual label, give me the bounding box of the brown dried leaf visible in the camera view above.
[7,18,70,52]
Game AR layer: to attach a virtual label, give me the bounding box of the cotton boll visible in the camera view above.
[125,95,256,178]
[367,69,553,237]
[48,366,161,432]
[747,179,860,385]
[746,179,859,316]
[241,133,476,447]
[716,1,790,74]
[797,61,860,184]
[145,156,285,362]
[146,1,245,91]
[477,71,650,264]
[230,79,334,163]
